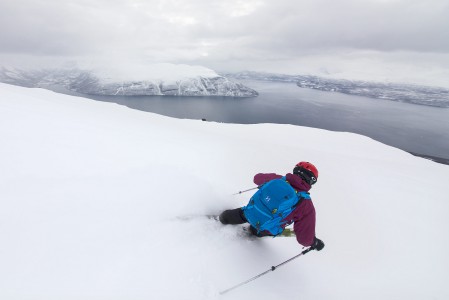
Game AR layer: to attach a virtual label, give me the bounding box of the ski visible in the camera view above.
[176,214,295,237]
[242,226,296,237]
[176,214,220,221]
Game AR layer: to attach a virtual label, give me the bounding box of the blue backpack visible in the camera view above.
[242,177,310,236]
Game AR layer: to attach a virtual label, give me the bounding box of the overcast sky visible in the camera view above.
[1,0,449,85]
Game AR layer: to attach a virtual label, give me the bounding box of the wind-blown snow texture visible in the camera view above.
[0,66,258,97]
[1,83,448,300]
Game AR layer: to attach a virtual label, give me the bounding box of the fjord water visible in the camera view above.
[81,80,449,161]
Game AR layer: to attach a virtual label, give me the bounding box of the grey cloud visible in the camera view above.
[0,0,448,84]
[2,0,448,56]
[192,0,449,57]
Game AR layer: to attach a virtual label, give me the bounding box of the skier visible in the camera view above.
[219,161,324,250]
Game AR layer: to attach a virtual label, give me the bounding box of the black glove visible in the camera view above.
[311,237,325,251]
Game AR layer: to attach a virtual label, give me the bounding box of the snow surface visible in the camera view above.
[1,83,449,300]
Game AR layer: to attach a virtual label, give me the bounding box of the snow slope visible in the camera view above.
[1,83,448,300]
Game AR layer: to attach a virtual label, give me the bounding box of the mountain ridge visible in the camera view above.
[224,71,449,107]
[0,66,258,97]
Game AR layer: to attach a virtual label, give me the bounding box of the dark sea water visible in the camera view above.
[78,80,449,163]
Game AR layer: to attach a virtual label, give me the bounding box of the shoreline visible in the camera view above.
[408,152,449,166]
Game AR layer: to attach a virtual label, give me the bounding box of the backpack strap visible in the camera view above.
[283,176,311,201]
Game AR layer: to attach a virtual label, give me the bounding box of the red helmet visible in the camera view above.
[293,161,318,185]
[296,161,318,179]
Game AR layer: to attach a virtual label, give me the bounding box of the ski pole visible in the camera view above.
[232,186,259,195]
[219,247,314,295]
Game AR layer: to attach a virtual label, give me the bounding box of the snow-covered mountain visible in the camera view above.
[1,83,448,300]
[225,71,449,107]
[0,65,258,97]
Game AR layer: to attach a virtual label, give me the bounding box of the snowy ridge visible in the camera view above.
[226,71,449,107]
[0,66,258,97]
[0,83,448,300]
